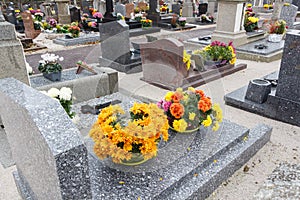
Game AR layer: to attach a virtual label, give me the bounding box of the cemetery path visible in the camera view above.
[25,27,215,74]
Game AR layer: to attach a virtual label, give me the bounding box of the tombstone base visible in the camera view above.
[53,33,100,46]
[141,63,247,90]
[99,57,142,74]
[225,71,300,127]
[212,30,248,47]
[58,15,71,24]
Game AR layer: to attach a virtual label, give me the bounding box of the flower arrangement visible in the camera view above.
[266,20,287,34]
[89,102,169,164]
[178,17,186,27]
[158,87,222,132]
[93,12,103,19]
[34,12,44,22]
[193,41,236,65]
[38,53,63,74]
[247,3,252,7]
[68,22,81,38]
[117,13,125,20]
[134,7,140,13]
[141,19,152,27]
[134,13,143,22]
[200,14,214,23]
[49,18,57,28]
[88,21,97,28]
[244,11,259,32]
[183,50,191,70]
[160,5,168,12]
[40,87,76,119]
[82,13,89,18]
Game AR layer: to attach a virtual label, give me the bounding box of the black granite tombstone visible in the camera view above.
[198,3,208,16]
[70,6,80,22]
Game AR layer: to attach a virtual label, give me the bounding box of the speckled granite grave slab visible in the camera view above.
[53,33,100,46]
[12,91,271,199]
[254,163,300,199]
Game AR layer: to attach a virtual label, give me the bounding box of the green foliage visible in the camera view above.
[38,63,62,74]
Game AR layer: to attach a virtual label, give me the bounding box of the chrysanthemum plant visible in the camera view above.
[157,87,223,132]
[38,53,63,74]
[89,102,169,163]
[192,41,236,65]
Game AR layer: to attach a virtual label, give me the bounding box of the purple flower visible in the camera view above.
[157,100,163,108]
[93,12,103,19]
[162,101,172,112]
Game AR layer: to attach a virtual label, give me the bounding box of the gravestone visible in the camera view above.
[182,0,193,17]
[0,78,92,199]
[6,6,16,25]
[211,0,248,47]
[225,30,300,127]
[292,0,300,10]
[115,2,126,16]
[280,4,298,28]
[125,3,134,18]
[137,1,148,11]
[140,38,188,88]
[56,0,71,24]
[69,5,81,22]
[171,4,181,15]
[198,3,208,15]
[21,11,41,39]
[99,20,142,73]
[82,0,93,14]
[0,12,29,85]
[147,0,160,25]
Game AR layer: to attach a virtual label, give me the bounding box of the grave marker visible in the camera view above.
[21,11,41,39]
[280,4,298,28]
[125,3,134,18]
[115,2,126,16]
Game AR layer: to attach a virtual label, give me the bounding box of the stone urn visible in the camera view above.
[267,34,283,43]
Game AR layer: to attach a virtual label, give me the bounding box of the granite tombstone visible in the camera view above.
[115,2,126,16]
[280,4,298,28]
[125,3,134,18]
[69,6,81,22]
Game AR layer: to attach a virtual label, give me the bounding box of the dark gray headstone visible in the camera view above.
[149,0,159,13]
[81,0,93,14]
[99,20,131,64]
[172,4,181,15]
[198,3,208,15]
[6,8,16,25]
[292,0,300,10]
[280,4,298,28]
[275,31,300,102]
[69,6,81,22]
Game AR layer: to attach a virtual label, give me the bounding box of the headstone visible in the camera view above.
[82,0,93,14]
[137,1,148,11]
[69,5,81,22]
[147,0,160,25]
[275,31,300,102]
[99,20,142,73]
[0,12,29,85]
[115,3,126,16]
[6,6,16,25]
[171,4,181,15]
[21,11,41,39]
[292,0,300,10]
[0,78,92,199]
[280,4,298,28]
[272,0,284,21]
[56,0,71,24]
[140,38,188,88]
[198,3,208,15]
[104,0,114,18]
[125,3,134,18]
[182,0,193,17]
[211,0,248,47]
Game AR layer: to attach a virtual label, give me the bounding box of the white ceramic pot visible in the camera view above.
[268,34,283,43]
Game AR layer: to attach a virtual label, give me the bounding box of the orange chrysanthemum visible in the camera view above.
[171,92,184,103]
[170,103,184,119]
[198,97,212,112]
[195,90,205,98]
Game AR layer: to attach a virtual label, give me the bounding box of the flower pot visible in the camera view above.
[43,71,62,81]
[170,125,200,133]
[178,21,186,27]
[171,24,177,28]
[204,60,228,68]
[120,153,150,166]
[267,34,283,43]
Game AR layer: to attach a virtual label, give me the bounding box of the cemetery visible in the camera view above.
[0,0,300,199]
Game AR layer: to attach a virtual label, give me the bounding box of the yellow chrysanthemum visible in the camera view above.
[165,91,174,101]
[204,45,211,51]
[183,50,191,70]
[247,3,252,7]
[212,103,223,122]
[212,122,220,131]
[202,115,212,127]
[189,112,196,120]
[188,87,195,92]
[173,119,188,132]
[248,17,259,23]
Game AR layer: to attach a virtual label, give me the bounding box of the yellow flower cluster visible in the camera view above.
[228,45,236,65]
[90,103,169,163]
[248,17,259,23]
[212,103,223,131]
[247,3,252,7]
[183,50,191,70]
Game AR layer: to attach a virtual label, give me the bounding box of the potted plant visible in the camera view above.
[141,19,152,28]
[157,87,223,133]
[266,20,287,43]
[192,40,236,68]
[38,53,63,81]
[243,8,258,32]
[134,13,143,22]
[93,11,103,23]
[178,17,186,27]
[89,102,169,165]
[68,23,81,38]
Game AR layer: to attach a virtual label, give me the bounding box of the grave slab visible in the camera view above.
[53,33,100,46]
[8,90,272,200]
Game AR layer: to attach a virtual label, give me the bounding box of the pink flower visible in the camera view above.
[93,12,103,19]
[162,101,172,112]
